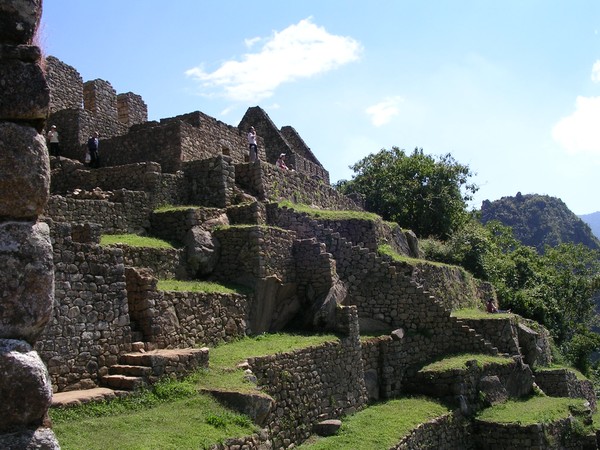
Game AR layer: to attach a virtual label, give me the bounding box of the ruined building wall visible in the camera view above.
[0,1,60,446]
[44,191,152,235]
[46,55,83,113]
[45,56,148,160]
[35,222,132,392]
[211,226,297,287]
[125,267,250,349]
[236,161,359,211]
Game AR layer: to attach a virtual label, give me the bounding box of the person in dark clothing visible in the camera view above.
[87,131,100,168]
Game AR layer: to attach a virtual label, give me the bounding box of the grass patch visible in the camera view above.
[377,244,423,264]
[157,279,250,295]
[420,353,513,373]
[278,201,381,221]
[153,205,205,213]
[199,333,340,392]
[100,234,175,249]
[476,396,587,425]
[298,397,449,449]
[52,392,256,450]
[451,308,512,319]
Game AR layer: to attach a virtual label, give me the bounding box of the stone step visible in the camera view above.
[109,364,153,377]
[102,374,146,391]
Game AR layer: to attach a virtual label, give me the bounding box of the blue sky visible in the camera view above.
[41,1,600,215]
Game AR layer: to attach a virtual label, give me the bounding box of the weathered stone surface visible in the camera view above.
[364,368,380,402]
[251,276,299,333]
[185,226,220,276]
[313,419,342,437]
[203,389,275,427]
[0,339,53,432]
[0,122,50,218]
[0,0,42,44]
[0,43,42,62]
[0,426,59,450]
[479,375,508,406]
[505,358,534,398]
[0,57,49,120]
[0,222,53,344]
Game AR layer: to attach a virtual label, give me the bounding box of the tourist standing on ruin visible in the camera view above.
[87,131,100,168]
[248,126,258,162]
[47,125,60,158]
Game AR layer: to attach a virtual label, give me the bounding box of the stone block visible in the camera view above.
[0,221,54,344]
[0,122,50,219]
[0,339,53,432]
[0,0,42,44]
[0,56,49,121]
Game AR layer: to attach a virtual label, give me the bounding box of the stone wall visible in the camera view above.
[35,222,132,392]
[266,204,498,359]
[235,161,360,211]
[44,191,152,235]
[249,307,368,448]
[117,92,147,128]
[535,368,597,410]
[182,156,236,208]
[474,416,594,449]
[458,317,521,356]
[125,268,250,349]
[46,56,83,113]
[150,207,228,246]
[212,226,297,287]
[392,412,473,450]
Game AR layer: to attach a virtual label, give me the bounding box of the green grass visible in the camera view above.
[476,396,587,425]
[420,353,513,373]
[53,393,256,450]
[199,333,339,392]
[100,234,175,249]
[278,200,381,221]
[153,205,204,213]
[377,244,423,264]
[157,279,249,295]
[451,307,512,319]
[298,397,450,449]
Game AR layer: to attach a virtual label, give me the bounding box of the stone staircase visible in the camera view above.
[101,346,209,391]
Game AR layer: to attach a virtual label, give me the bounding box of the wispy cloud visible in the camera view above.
[552,95,600,158]
[365,96,404,127]
[185,17,362,102]
[592,60,600,83]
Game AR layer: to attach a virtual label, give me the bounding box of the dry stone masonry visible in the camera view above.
[0,0,60,447]
[1,4,597,447]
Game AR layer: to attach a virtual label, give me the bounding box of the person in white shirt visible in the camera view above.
[276,153,289,170]
[247,126,258,162]
[47,125,60,157]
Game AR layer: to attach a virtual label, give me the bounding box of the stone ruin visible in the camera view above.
[1,2,598,448]
[0,0,60,448]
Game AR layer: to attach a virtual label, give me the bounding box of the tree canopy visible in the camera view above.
[336,147,478,239]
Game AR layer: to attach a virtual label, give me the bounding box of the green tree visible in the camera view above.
[336,147,477,239]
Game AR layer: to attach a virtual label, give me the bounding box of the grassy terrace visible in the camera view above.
[476,396,589,426]
[419,353,513,373]
[100,234,176,249]
[51,333,338,450]
[451,307,512,320]
[278,200,382,221]
[298,397,450,449]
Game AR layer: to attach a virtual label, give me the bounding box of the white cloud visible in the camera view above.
[592,60,600,83]
[185,17,362,102]
[244,37,261,49]
[552,96,600,158]
[365,96,404,127]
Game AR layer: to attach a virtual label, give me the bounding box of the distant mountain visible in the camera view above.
[579,212,600,241]
[480,193,600,253]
